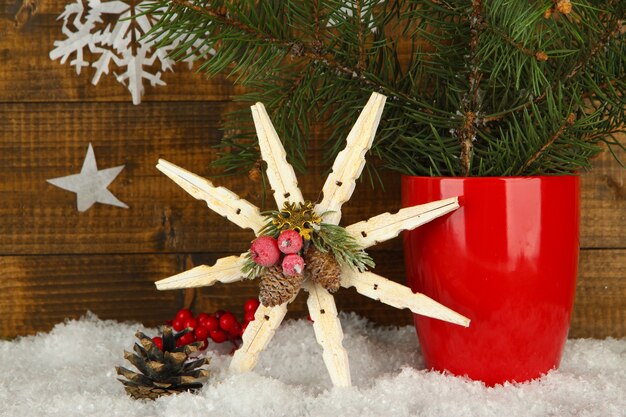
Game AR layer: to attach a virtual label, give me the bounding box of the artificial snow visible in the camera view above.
[1,313,624,417]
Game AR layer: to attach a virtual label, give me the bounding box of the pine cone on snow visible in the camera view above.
[116,327,210,400]
[304,246,342,293]
[259,266,305,306]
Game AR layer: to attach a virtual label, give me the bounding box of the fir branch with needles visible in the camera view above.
[241,251,266,280]
[143,0,625,178]
[310,223,375,272]
[257,210,282,238]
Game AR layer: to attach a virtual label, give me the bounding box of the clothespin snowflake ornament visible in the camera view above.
[49,0,206,104]
[155,92,470,387]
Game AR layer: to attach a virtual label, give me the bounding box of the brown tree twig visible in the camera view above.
[581,127,625,144]
[458,0,485,176]
[516,113,575,174]
[489,26,546,60]
[313,0,322,47]
[356,0,366,72]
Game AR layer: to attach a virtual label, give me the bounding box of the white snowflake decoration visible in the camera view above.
[49,0,205,104]
[154,92,470,387]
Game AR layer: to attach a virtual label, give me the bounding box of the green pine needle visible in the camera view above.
[257,210,281,237]
[142,0,625,178]
[241,251,265,280]
[310,223,375,272]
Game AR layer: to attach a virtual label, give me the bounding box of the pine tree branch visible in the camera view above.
[148,0,624,178]
[483,15,624,124]
[168,0,292,48]
[516,113,576,175]
[164,0,441,114]
[168,0,364,76]
[277,70,309,109]
[428,0,455,11]
[313,0,322,44]
[488,25,546,61]
[458,0,485,176]
[582,127,626,144]
[482,92,547,123]
[356,0,366,72]
[564,22,623,81]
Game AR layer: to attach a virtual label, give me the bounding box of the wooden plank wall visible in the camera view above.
[0,0,624,339]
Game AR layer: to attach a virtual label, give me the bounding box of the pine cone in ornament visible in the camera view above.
[116,327,210,400]
[259,266,304,306]
[304,246,342,293]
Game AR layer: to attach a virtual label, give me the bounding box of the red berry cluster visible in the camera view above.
[250,230,305,276]
[152,298,261,351]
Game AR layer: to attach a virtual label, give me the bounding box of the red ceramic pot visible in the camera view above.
[402,176,580,386]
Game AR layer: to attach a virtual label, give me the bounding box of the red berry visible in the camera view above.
[178,332,195,346]
[194,325,209,341]
[152,336,163,350]
[176,333,194,347]
[228,322,242,337]
[244,311,256,323]
[197,312,211,326]
[172,318,185,332]
[183,317,198,330]
[244,298,260,313]
[219,312,238,332]
[199,338,209,350]
[210,329,228,343]
[240,322,249,336]
[277,229,303,254]
[176,308,193,322]
[282,253,305,276]
[214,310,226,320]
[204,316,220,332]
[250,236,281,267]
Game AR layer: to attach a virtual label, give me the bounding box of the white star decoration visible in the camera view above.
[47,143,128,212]
[155,92,470,387]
